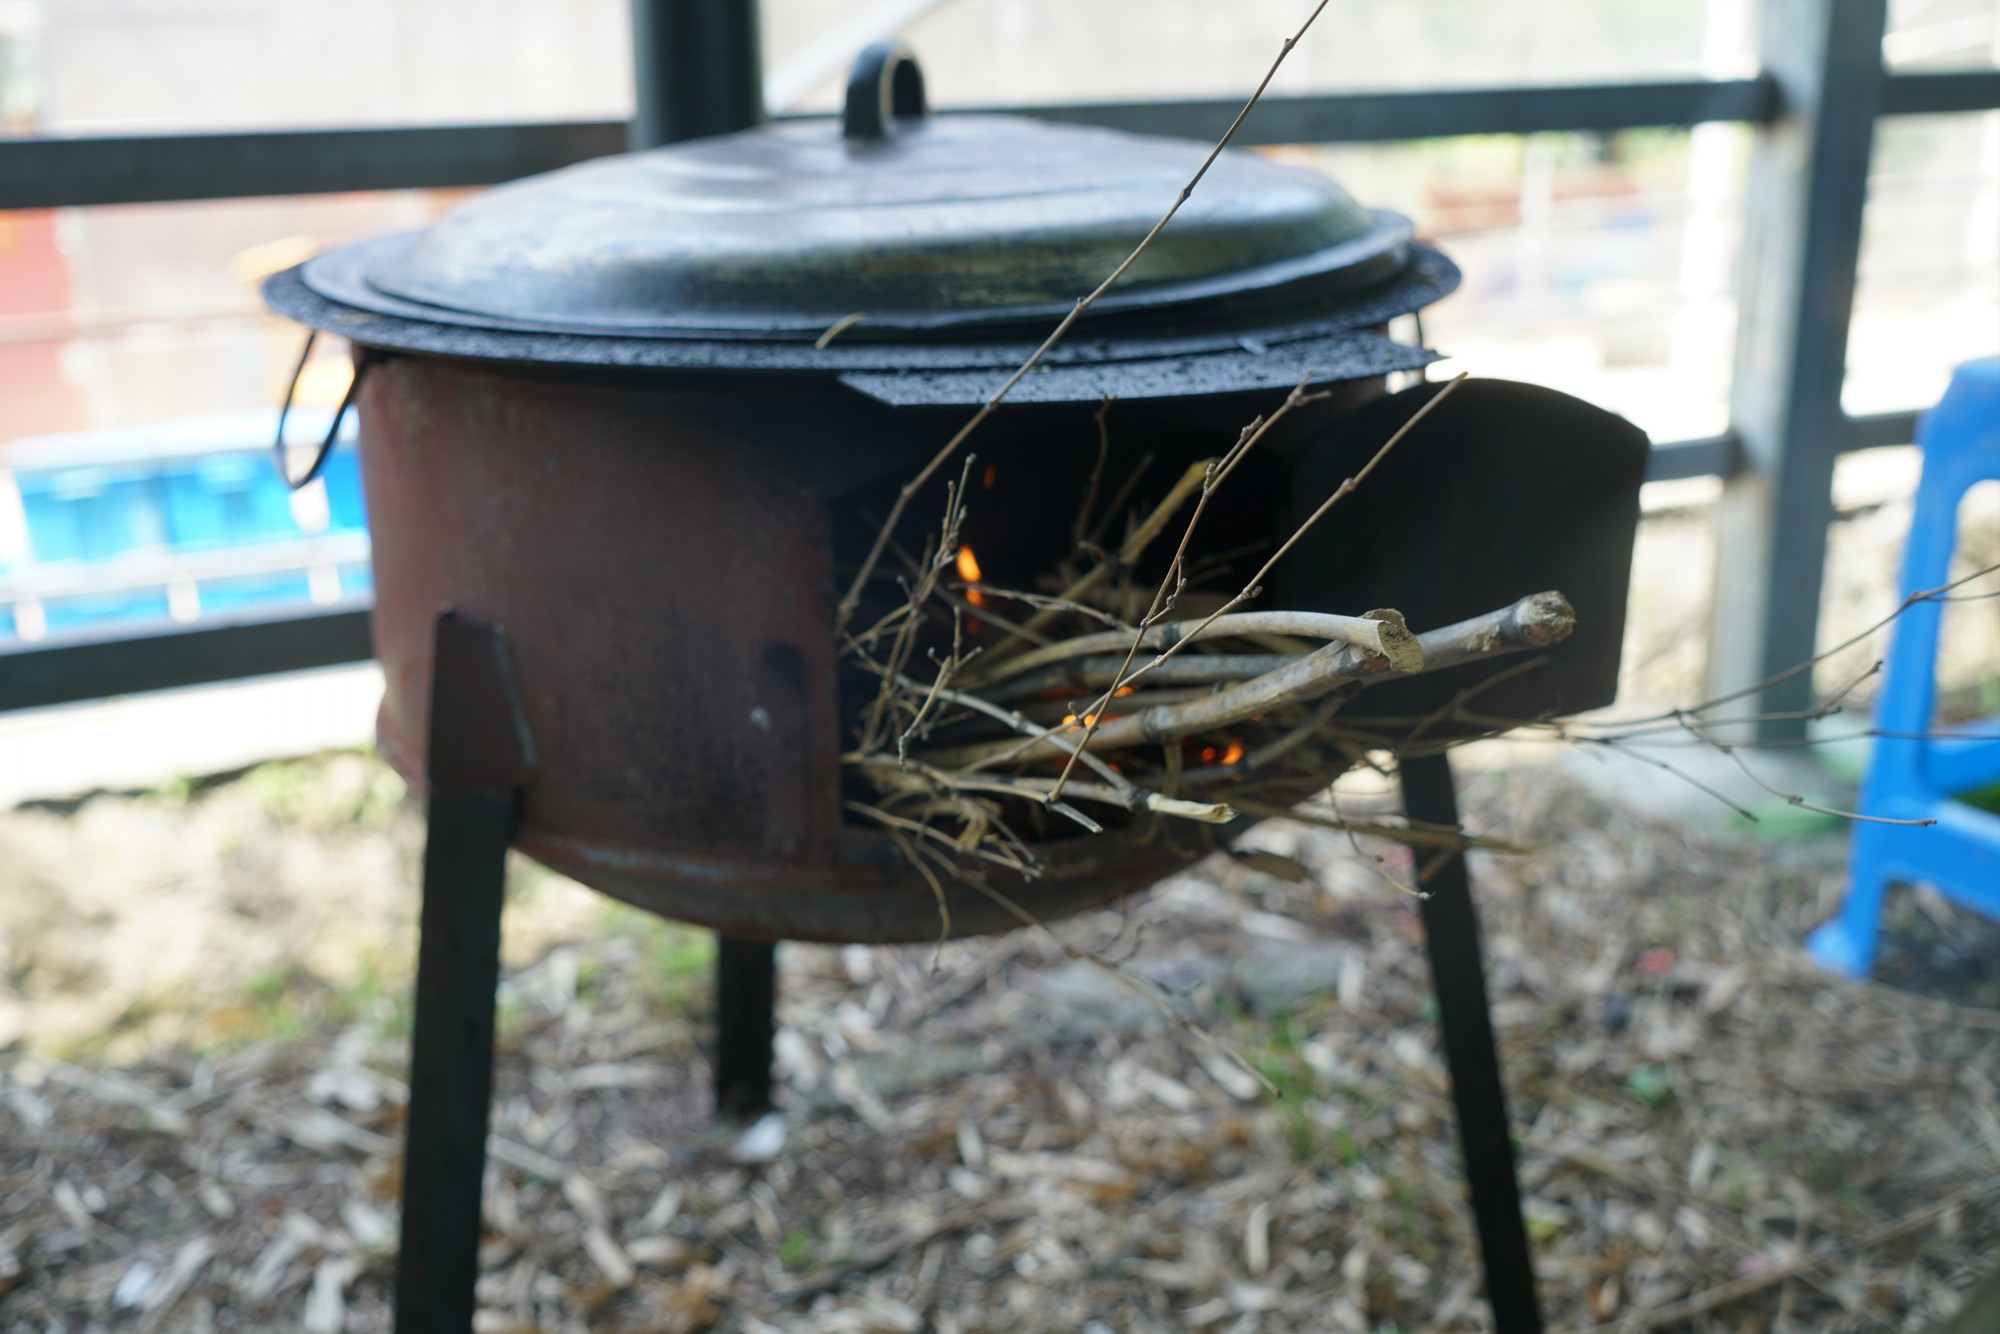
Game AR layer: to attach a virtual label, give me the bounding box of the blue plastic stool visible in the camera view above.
[1808,357,2000,978]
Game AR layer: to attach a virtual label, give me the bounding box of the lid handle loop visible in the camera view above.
[843,42,927,141]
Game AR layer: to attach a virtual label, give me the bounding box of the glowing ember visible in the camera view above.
[982,463,998,489]
[1220,739,1245,766]
[1199,746,1217,765]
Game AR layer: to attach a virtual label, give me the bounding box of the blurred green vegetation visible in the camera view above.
[243,751,409,830]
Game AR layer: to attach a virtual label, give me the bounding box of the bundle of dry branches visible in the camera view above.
[809,0,1609,907]
[835,370,1581,894]
[823,0,2000,904]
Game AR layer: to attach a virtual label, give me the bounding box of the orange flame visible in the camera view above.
[1220,739,1245,766]
[956,545,986,606]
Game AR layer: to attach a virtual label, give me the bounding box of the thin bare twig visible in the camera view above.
[855,755,1234,826]
[896,615,980,764]
[859,456,977,752]
[1072,396,1116,552]
[1045,373,1468,801]
[968,608,1421,689]
[1081,451,1156,561]
[980,456,1218,660]
[881,825,954,952]
[834,0,1337,632]
[1619,557,2000,726]
[949,583,1134,632]
[1701,727,1938,827]
[844,800,1038,879]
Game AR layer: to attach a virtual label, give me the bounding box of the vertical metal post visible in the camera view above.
[395,790,511,1334]
[1400,753,1542,1334]
[1707,0,1886,739]
[627,0,780,1121]
[628,0,765,149]
[394,614,536,1334]
[714,937,777,1119]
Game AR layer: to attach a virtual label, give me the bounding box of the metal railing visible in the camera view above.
[7,72,1996,211]
[7,72,1992,209]
[1,0,1996,725]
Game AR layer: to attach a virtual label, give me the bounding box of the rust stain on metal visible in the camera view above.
[356,357,1301,943]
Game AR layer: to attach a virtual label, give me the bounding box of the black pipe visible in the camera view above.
[1399,753,1543,1333]
[628,0,765,149]
[627,0,777,1123]
[714,937,777,1119]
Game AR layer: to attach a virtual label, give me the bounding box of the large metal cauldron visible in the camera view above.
[265,47,1641,944]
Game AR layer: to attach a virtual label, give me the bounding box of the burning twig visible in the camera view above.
[1177,694,1350,784]
[855,456,979,753]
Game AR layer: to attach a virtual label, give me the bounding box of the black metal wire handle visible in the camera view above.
[272,329,376,491]
[842,42,927,141]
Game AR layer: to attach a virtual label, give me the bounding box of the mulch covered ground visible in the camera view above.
[2,754,1997,1332]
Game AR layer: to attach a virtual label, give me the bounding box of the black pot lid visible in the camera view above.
[323,47,1416,342]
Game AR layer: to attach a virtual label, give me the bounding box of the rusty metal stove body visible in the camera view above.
[266,47,1646,1334]
[350,363,1409,941]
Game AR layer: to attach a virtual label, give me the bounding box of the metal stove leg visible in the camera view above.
[714,936,776,1120]
[394,613,536,1334]
[1399,752,1542,1334]
[394,786,511,1334]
